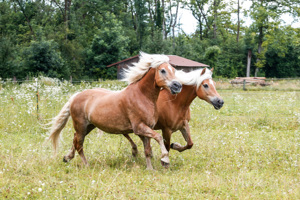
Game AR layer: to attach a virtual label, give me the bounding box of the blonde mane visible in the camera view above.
[123,52,169,84]
[176,68,213,89]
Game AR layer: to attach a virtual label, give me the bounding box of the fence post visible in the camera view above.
[35,78,39,120]
[243,79,246,91]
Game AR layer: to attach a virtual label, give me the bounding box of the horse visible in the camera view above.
[48,52,182,170]
[123,68,224,157]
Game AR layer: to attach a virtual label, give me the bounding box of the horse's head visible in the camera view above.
[196,68,224,110]
[123,52,182,94]
[155,63,182,94]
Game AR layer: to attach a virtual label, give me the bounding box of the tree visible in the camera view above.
[244,28,256,77]
[133,0,148,48]
[236,0,240,42]
[20,38,67,78]
[0,37,16,78]
[187,0,210,40]
[264,27,300,77]
[204,45,221,69]
[248,0,300,76]
[85,14,129,79]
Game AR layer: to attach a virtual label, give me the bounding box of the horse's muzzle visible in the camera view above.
[170,81,182,94]
[212,98,224,110]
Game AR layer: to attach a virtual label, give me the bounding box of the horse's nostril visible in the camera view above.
[170,81,182,94]
[172,81,182,89]
[218,99,224,105]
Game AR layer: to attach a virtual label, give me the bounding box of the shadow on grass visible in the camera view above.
[61,151,189,172]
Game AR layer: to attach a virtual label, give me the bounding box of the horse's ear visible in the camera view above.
[201,68,206,75]
[211,67,214,72]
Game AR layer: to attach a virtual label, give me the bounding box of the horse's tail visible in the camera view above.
[48,93,79,154]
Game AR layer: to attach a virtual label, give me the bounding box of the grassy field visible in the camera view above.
[0,77,299,199]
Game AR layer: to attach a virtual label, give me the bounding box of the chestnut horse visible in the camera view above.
[48,52,182,170]
[123,68,224,156]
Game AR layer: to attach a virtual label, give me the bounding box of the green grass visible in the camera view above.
[0,78,299,199]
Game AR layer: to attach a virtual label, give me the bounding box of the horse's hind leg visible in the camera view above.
[64,123,95,166]
[123,134,138,157]
[63,133,76,162]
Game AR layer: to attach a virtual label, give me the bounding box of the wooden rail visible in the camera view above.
[230,77,270,86]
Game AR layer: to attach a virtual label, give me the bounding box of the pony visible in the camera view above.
[48,52,182,170]
[123,68,224,157]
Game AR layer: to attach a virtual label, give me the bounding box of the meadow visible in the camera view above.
[0,77,299,199]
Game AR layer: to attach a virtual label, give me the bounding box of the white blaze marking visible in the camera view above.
[168,65,172,72]
[209,79,216,89]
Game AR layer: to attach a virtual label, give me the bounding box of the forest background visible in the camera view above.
[0,0,299,80]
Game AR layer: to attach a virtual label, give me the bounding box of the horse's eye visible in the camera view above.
[160,69,166,74]
[203,84,209,89]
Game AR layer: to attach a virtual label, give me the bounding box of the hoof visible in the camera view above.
[63,156,69,163]
[132,152,138,157]
[161,160,170,169]
[150,151,153,158]
[161,156,170,169]
[171,142,182,150]
[132,149,138,157]
[146,167,155,171]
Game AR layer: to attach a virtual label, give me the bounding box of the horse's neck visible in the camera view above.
[173,84,197,108]
[137,68,160,102]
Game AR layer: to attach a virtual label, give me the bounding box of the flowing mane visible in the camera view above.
[123,52,169,84]
[176,68,213,89]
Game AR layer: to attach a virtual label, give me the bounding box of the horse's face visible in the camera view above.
[155,63,182,94]
[196,71,224,110]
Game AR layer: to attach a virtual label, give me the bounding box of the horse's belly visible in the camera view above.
[92,117,133,134]
[97,125,132,134]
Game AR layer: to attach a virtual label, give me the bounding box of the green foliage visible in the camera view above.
[20,39,68,79]
[264,36,300,78]
[204,45,221,69]
[85,14,129,79]
[0,0,299,79]
[143,29,172,54]
[244,28,256,51]
[134,0,148,48]
[0,37,16,78]
[155,0,163,29]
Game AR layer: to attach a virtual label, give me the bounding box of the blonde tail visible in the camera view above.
[48,93,79,154]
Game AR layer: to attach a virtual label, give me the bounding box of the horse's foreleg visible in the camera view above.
[171,121,193,152]
[123,134,138,157]
[162,128,172,152]
[134,124,169,169]
[138,136,153,170]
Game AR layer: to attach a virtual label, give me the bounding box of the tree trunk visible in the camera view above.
[162,0,166,40]
[255,0,264,77]
[64,0,72,40]
[246,49,252,77]
[237,0,240,43]
[199,17,203,40]
[213,0,219,39]
[255,26,263,77]
[171,0,179,49]
[15,0,35,38]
